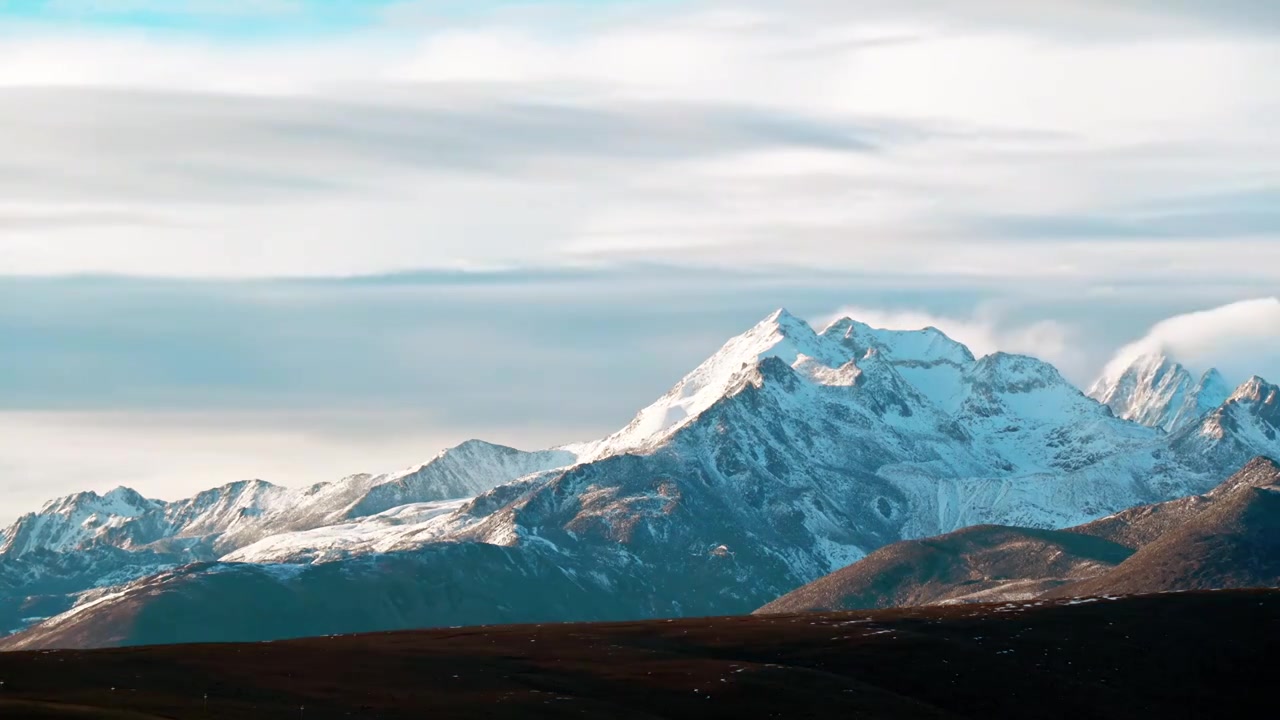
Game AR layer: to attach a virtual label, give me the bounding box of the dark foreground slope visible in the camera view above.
[1,591,1277,720]
[761,457,1280,614]
[1049,457,1280,598]
[756,524,1134,612]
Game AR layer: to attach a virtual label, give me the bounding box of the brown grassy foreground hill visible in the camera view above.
[0,590,1277,720]
[759,457,1280,614]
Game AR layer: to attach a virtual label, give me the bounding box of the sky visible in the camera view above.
[2,0,1279,521]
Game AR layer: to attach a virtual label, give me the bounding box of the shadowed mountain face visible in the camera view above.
[0,544,666,651]
[760,457,1280,614]
[4,312,1278,650]
[0,591,1276,720]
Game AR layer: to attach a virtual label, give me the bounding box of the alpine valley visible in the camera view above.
[2,310,1277,650]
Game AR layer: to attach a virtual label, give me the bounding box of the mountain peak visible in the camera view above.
[588,312,834,455]
[1230,375,1278,404]
[1199,367,1227,386]
[750,308,820,346]
[1,486,161,558]
[1181,375,1279,456]
[763,307,800,325]
[432,438,509,460]
[102,486,148,505]
[1090,352,1231,433]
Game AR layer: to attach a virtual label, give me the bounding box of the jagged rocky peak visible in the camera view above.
[1090,352,1233,433]
[1230,375,1279,404]
[1225,375,1279,431]
[1090,352,1190,410]
[1183,375,1279,452]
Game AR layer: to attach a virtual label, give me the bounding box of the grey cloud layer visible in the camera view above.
[1,0,1277,276]
[4,271,1274,418]
[749,0,1280,36]
[0,87,902,201]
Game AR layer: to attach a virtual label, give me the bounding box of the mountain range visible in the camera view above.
[2,309,1277,649]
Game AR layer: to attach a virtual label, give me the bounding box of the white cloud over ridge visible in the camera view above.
[0,0,1276,278]
[1101,298,1280,386]
[819,299,1280,389]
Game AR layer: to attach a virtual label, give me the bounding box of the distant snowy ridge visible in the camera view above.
[0,440,578,559]
[0,488,161,558]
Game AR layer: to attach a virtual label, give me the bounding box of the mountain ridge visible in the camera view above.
[1,439,577,560]
[3,310,1278,648]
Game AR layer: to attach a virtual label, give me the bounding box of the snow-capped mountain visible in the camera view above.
[1,440,577,560]
[0,441,577,635]
[1167,376,1280,471]
[575,311,981,462]
[0,487,160,558]
[4,310,1278,648]
[1089,353,1232,433]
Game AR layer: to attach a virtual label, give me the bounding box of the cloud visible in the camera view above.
[8,269,1147,418]
[814,304,1081,374]
[39,0,307,18]
[0,0,1277,278]
[974,187,1280,241]
[0,206,176,230]
[1100,298,1280,385]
